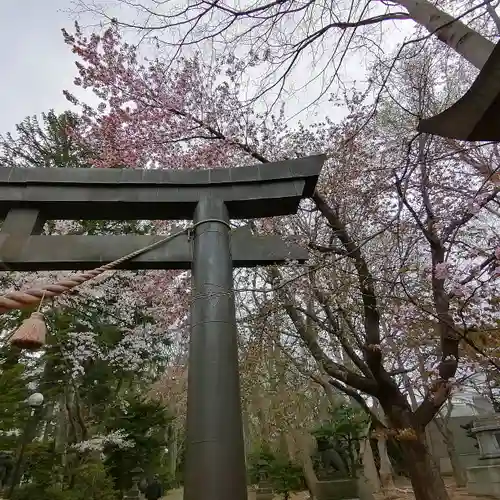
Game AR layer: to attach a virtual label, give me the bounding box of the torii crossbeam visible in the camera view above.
[0,155,326,500]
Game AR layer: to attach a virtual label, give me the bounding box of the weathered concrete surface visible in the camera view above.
[161,489,310,500]
[0,227,308,270]
[467,461,500,498]
[0,155,325,220]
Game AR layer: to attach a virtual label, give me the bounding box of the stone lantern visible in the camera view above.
[467,414,500,498]
[123,467,144,500]
[473,415,500,460]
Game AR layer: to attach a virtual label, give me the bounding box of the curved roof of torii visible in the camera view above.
[418,41,500,143]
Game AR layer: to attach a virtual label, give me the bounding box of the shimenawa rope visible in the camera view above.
[0,219,231,314]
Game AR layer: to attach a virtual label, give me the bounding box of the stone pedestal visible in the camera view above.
[316,478,359,500]
[123,485,141,500]
[467,414,500,499]
[473,415,500,459]
[255,480,274,500]
[467,458,500,499]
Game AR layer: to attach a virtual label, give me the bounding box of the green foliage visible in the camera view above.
[0,347,30,450]
[248,447,276,484]
[71,461,119,500]
[24,442,62,487]
[270,459,304,499]
[0,364,28,431]
[10,484,78,500]
[312,404,369,442]
[247,448,304,499]
[311,404,369,475]
[103,396,172,491]
[0,110,90,169]
[19,446,119,500]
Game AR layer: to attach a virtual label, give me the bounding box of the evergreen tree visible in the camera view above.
[0,346,30,451]
[0,110,174,498]
[0,110,91,169]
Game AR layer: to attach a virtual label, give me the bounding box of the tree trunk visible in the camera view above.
[399,436,450,500]
[318,377,341,413]
[371,402,395,488]
[395,0,495,69]
[415,352,444,471]
[42,403,54,442]
[360,437,380,493]
[54,399,67,453]
[445,437,467,488]
[54,399,68,488]
[169,427,179,479]
[287,430,318,498]
[376,436,394,489]
[380,391,450,500]
[242,404,251,466]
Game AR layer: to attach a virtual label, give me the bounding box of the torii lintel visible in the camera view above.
[0,155,325,220]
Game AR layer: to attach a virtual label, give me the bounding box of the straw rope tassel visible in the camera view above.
[1,221,229,350]
[0,226,197,316]
[9,312,47,350]
[8,291,48,350]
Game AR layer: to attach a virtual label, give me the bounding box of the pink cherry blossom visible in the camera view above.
[434,262,450,281]
[61,23,275,171]
[51,21,500,438]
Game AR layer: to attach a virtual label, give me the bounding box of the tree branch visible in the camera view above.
[312,191,384,377]
[268,266,379,395]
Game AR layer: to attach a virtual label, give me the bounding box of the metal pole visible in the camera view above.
[184,197,247,500]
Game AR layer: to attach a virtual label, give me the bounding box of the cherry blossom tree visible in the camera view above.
[57,23,500,500]
[72,0,499,115]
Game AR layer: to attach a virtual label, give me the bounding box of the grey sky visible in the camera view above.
[0,0,353,137]
[0,0,77,135]
[0,0,409,138]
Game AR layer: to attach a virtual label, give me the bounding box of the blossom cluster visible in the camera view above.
[72,429,134,453]
[61,322,168,382]
[62,23,262,171]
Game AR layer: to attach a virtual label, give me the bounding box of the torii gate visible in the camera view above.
[418,41,500,143]
[0,155,325,500]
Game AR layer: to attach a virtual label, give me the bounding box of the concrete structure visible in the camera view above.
[316,478,359,500]
[255,481,273,500]
[467,414,500,499]
[427,416,481,474]
[425,388,492,475]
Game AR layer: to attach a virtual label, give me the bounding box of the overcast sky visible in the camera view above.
[0,0,78,135]
[0,0,409,137]
[0,0,374,137]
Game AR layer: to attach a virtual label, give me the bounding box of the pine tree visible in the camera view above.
[0,110,91,169]
[0,346,30,451]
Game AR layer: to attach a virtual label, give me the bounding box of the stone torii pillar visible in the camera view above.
[0,155,325,500]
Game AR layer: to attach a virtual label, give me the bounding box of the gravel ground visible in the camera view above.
[162,489,310,500]
[161,479,483,500]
